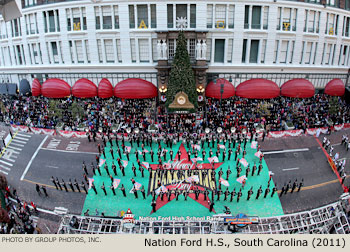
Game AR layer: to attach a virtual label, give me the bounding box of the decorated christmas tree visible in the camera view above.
[166,31,198,110]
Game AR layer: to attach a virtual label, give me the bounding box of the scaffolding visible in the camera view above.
[58,194,350,234]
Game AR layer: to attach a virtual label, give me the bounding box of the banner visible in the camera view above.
[122,160,128,167]
[192,144,201,151]
[11,125,29,132]
[236,175,247,184]
[113,178,121,189]
[251,141,257,149]
[155,185,168,195]
[99,159,106,167]
[218,144,226,149]
[240,158,249,167]
[88,178,94,190]
[254,151,263,158]
[219,177,230,187]
[142,162,150,169]
[207,156,219,163]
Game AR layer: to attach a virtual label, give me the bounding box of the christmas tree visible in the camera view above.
[166,31,198,110]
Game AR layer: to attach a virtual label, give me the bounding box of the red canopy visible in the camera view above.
[281,79,315,98]
[42,78,71,98]
[236,79,280,99]
[31,79,41,96]
[324,79,345,96]
[114,78,157,99]
[72,78,97,98]
[98,78,113,98]
[205,78,235,99]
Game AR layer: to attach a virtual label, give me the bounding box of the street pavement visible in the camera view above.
[1,125,349,217]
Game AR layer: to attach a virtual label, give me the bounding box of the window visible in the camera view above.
[104,39,114,63]
[326,0,340,7]
[139,39,149,62]
[116,39,122,62]
[323,43,332,65]
[249,40,259,63]
[114,6,120,29]
[214,39,225,63]
[44,10,59,33]
[85,40,90,63]
[227,39,233,63]
[279,41,289,63]
[215,5,226,28]
[325,13,338,35]
[188,38,196,61]
[167,4,195,29]
[346,0,350,10]
[312,42,318,64]
[260,39,267,63]
[11,18,21,37]
[129,5,156,29]
[66,8,87,31]
[16,45,23,65]
[69,41,75,63]
[289,41,295,63]
[102,6,112,29]
[130,39,136,62]
[97,40,102,63]
[190,5,196,28]
[300,41,305,64]
[129,5,135,29]
[304,10,320,33]
[228,5,234,29]
[273,40,279,63]
[251,6,261,29]
[206,39,212,62]
[25,14,38,35]
[242,39,247,63]
[137,5,148,28]
[263,7,269,29]
[168,39,175,60]
[304,42,313,64]
[168,5,174,28]
[343,17,350,37]
[244,6,249,29]
[151,5,157,28]
[207,5,213,28]
[95,7,101,29]
[76,40,84,63]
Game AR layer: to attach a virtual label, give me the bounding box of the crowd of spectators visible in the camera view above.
[0,94,349,135]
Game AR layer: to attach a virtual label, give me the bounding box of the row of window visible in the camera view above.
[4,3,350,39]
[2,37,350,67]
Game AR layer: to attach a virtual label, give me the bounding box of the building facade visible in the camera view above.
[0,0,350,90]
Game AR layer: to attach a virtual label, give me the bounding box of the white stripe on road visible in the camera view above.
[2,157,15,162]
[16,133,31,138]
[14,136,29,141]
[47,165,59,169]
[20,135,48,181]
[11,139,27,144]
[6,146,22,151]
[0,165,11,171]
[263,148,309,155]
[41,148,98,155]
[0,170,8,175]
[282,167,300,171]
[10,142,25,147]
[4,149,20,154]
[0,160,13,166]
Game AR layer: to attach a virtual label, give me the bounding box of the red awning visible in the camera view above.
[72,78,97,98]
[236,79,280,99]
[281,79,315,98]
[114,78,157,99]
[98,78,113,98]
[31,79,41,96]
[42,78,71,98]
[205,78,235,99]
[324,79,345,96]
